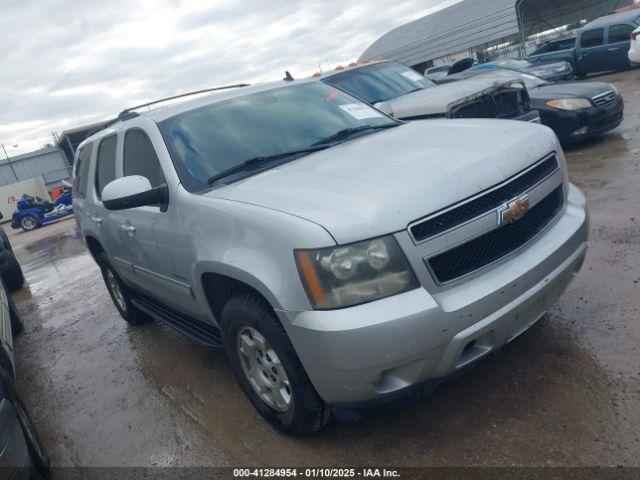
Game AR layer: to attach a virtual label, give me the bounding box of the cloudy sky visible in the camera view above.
[0,0,460,155]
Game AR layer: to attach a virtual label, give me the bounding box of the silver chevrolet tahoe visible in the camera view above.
[73,79,588,434]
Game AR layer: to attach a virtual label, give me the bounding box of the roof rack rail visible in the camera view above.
[117,83,250,118]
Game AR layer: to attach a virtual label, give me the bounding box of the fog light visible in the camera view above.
[571,126,589,136]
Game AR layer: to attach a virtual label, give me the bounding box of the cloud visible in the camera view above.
[0,0,454,154]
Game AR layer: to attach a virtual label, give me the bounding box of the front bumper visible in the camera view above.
[282,184,588,405]
[540,95,624,143]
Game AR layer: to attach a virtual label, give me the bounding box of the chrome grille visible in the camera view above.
[427,186,564,284]
[410,155,559,243]
[592,90,616,109]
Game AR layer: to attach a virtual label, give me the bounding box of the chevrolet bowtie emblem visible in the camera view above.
[500,195,530,224]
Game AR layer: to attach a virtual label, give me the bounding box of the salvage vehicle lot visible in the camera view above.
[5,68,640,466]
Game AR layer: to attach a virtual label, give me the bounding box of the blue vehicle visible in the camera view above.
[527,10,640,77]
[11,186,73,232]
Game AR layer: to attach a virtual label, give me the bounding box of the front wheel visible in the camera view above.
[0,369,50,478]
[20,215,39,232]
[8,290,24,335]
[221,293,329,434]
[3,262,25,291]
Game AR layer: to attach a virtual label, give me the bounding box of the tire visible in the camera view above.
[98,253,151,325]
[8,289,24,335]
[3,261,25,291]
[221,293,329,434]
[0,368,50,479]
[20,215,39,232]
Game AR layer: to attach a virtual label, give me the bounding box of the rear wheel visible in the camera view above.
[98,253,151,325]
[221,293,329,434]
[20,215,39,232]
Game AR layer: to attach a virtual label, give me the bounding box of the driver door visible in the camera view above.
[112,127,190,307]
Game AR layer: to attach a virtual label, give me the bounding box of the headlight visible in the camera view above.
[546,98,592,111]
[295,236,419,309]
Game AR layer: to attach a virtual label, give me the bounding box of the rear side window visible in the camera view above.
[123,129,166,188]
[95,135,117,199]
[608,24,635,43]
[73,143,93,198]
[580,28,604,48]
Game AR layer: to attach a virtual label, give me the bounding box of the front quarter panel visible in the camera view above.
[178,186,337,321]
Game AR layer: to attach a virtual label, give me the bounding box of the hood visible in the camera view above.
[376,77,523,119]
[205,120,557,244]
[530,81,614,100]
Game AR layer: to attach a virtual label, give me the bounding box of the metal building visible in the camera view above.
[0,147,71,189]
[359,0,633,70]
[57,119,115,165]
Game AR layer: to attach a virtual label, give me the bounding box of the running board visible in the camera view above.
[131,294,223,348]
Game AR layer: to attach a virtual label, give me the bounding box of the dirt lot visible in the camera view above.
[5,69,640,469]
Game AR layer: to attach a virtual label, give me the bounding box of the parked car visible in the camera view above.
[0,281,50,479]
[438,68,624,143]
[527,10,640,76]
[74,78,588,434]
[315,60,540,122]
[629,26,640,64]
[424,64,452,80]
[0,215,24,291]
[475,59,575,81]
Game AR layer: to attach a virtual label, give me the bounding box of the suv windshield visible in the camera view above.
[159,82,398,191]
[321,62,435,104]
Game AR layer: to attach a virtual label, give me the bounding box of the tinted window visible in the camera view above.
[580,28,604,48]
[322,62,435,104]
[160,82,397,192]
[73,143,93,198]
[557,37,577,50]
[123,130,165,187]
[608,24,635,43]
[95,135,117,198]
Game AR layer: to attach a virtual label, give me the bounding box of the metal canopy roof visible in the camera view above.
[359,0,633,67]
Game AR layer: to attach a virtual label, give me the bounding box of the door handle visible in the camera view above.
[120,224,135,233]
[90,216,102,224]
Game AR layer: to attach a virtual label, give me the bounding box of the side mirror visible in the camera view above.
[102,176,168,211]
[0,212,3,220]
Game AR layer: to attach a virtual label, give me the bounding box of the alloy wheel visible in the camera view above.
[21,216,37,231]
[236,326,292,412]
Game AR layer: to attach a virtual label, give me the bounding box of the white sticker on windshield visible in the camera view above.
[402,70,423,82]
[339,103,384,120]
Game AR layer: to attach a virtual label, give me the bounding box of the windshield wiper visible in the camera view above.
[311,124,398,146]
[207,145,331,184]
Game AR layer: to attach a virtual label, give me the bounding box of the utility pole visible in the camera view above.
[1,144,19,183]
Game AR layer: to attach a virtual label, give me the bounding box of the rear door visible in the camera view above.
[72,142,93,233]
[605,23,635,69]
[91,133,136,284]
[577,28,607,74]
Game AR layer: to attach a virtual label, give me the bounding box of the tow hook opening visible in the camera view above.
[457,332,494,369]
